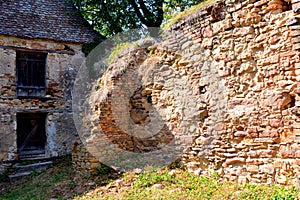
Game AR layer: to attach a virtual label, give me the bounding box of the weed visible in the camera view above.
[30,170,42,177]
[107,42,132,64]
[0,169,8,182]
[163,0,215,29]
[149,49,155,55]
[168,159,185,170]
[145,47,155,55]
[17,161,32,166]
[99,79,103,87]
[82,172,91,179]
[68,180,76,188]
[134,169,177,188]
[145,48,150,54]
[271,186,298,200]
[93,164,112,176]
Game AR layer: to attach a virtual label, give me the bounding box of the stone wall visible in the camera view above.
[72,0,300,185]
[0,35,84,165]
[165,0,300,185]
[72,138,100,172]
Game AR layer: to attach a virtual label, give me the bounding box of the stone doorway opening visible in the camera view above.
[17,113,47,160]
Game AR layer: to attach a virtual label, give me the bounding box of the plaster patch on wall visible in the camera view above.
[228,105,255,118]
[46,118,57,157]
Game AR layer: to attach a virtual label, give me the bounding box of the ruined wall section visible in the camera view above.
[0,35,83,161]
[72,0,300,185]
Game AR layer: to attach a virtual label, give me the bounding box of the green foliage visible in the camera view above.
[106,42,132,64]
[1,170,67,199]
[93,164,112,176]
[134,170,177,188]
[271,186,298,200]
[72,0,142,37]
[71,0,204,37]
[82,37,104,56]
[145,47,156,55]
[30,170,42,178]
[68,180,76,188]
[238,184,299,200]
[0,169,8,182]
[17,161,32,166]
[0,156,74,200]
[149,49,155,54]
[167,159,185,170]
[163,0,215,29]
[84,169,298,200]
[1,156,299,200]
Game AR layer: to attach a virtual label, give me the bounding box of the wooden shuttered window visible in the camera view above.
[16,51,47,97]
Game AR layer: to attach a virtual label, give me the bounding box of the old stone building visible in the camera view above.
[0,0,100,168]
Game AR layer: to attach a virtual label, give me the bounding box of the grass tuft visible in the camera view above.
[163,0,216,29]
[106,42,132,64]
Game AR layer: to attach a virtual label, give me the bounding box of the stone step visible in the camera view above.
[19,149,46,161]
[8,171,31,182]
[19,149,45,155]
[19,147,45,161]
[19,154,46,161]
[21,145,44,151]
[14,161,52,173]
[8,161,53,182]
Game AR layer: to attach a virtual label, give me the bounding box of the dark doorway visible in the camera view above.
[17,113,46,157]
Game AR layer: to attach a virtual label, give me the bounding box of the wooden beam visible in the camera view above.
[0,45,75,55]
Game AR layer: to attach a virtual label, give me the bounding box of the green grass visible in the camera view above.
[106,42,132,64]
[0,158,72,200]
[1,157,298,200]
[163,0,216,29]
[0,156,119,200]
[75,168,299,200]
[0,169,8,182]
[1,171,69,199]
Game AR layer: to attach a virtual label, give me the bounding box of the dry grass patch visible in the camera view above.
[163,0,216,29]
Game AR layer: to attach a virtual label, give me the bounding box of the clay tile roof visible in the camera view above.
[0,0,103,43]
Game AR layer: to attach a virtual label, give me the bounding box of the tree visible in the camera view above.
[72,0,203,37]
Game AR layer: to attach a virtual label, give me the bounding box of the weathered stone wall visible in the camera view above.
[0,35,83,163]
[165,0,300,185]
[72,0,300,185]
[72,138,100,172]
